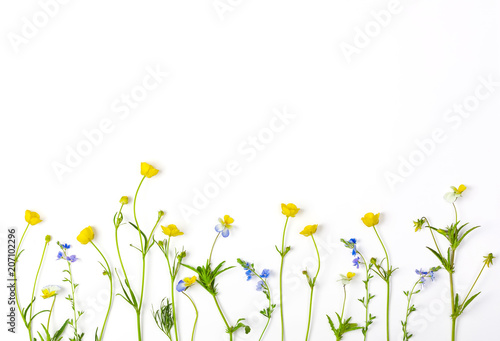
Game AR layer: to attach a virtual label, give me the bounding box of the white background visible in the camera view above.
[1,1,500,340]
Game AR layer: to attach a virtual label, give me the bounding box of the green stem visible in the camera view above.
[133,175,147,341]
[403,280,420,341]
[136,310,142,341]
[208,233,220,265]
[461,262,486,311]
[259,315,271,341]
[166,237,179,341]
[13,223,32,340]
[279,216,290,341]
[66,258,79,339]
[424,218,443,256]
[449,250,456,341]
[115,204,130,281]
[183,292,198,341]
[373,226,390,341]
[212,294,232,341]
[91,242,113,341]
[304,235,320,341]
[358,252,370,341]
[133,176,147,250]
[340,285,347,321]
[47,296,56,332]
[452,203,458,224]
[29,240,48,331]
[246,268,272,341]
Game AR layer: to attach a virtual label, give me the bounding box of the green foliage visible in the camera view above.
[182,260,234,296]
[226,318,251,335]
[370,257,397,282]
[275,245,291,257]
[35,319,70,341]
[327,314,362,341]
[151,298,174,340]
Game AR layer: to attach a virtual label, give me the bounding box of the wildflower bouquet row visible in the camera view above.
[13,164,494,341]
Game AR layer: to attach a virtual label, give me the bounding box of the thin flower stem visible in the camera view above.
[212,294,233,341]
[114,204,130,280]
[450,203,458,341]
[247,268,272,341]
[29,240,48,330]
[259,305,271,341]
[66,257,79,339]
[136,311,142,341]
[91,241,113,341]
[373,226,390,341]
[182,292,198,341]
[358,252,370,341]
[133,176,147,250]
[424,217,442,256]
[166,237,179,341]
[461,262,487,309]
[402,280,420,341]
[279,216,289,341]
[340,285,347,321]
[13,223,31,340]
[449,250,456,341]
[304,235,320,341]
[133,175,147,341]
[46,296,56,332]
[209,233,221,265]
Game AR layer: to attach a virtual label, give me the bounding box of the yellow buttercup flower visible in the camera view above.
[161,224,184,237]
[361,212,380,227]
[281,203,300,218]
[300,224,318,237]
[77,226,95,245]
[25,210,42,225]
[41,285,60,299]
[141,162,159,178]
[119,196,129,204]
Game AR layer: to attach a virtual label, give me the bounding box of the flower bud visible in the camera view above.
[120,196,129,205]
[158,210,165,219]
[45,235,52,242]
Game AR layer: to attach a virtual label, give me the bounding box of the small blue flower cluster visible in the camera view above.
[57,243,78,263]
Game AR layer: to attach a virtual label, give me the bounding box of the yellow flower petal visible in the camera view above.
[141,162,159,178]
[77,226,94,245]
[361,212,380,227]
[347,272,356,279]
[184,276,197,287]
[223,215,234,225]
[299,224,318,237]
[25,210,42,225]
[281,203,300,218]
[161,224,184,237]
[457,184,466,194]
